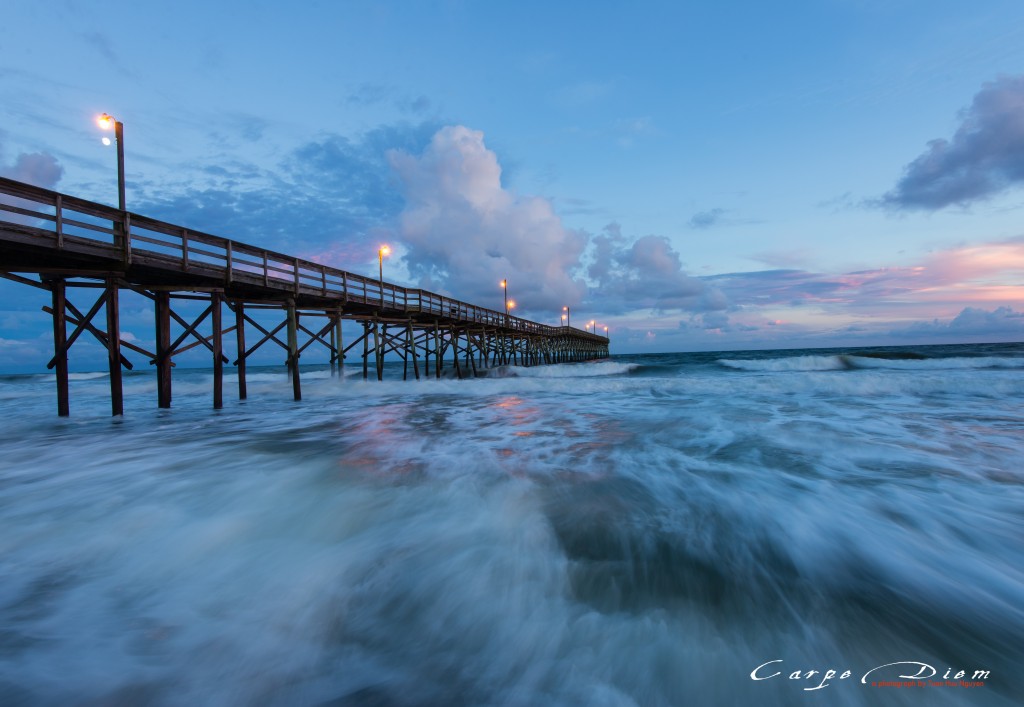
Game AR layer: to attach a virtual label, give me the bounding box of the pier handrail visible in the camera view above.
[0,176,607,342]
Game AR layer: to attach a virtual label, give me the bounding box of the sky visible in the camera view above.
[2,0,1024,366]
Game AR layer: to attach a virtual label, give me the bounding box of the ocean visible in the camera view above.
[0,342,1021,706]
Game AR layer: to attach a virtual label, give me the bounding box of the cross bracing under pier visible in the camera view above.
[0,176,609,415]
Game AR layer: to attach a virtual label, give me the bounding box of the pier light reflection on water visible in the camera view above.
[0,348,1022,706]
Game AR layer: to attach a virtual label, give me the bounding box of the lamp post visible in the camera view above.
[501,279,508,314]
[589,320,596,334]
[603,325,609,339]
[563,305,570,328]
[97,113,125,211]
[561,314,567,327]
[378,245,390,302]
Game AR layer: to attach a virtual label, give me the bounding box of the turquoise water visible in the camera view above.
[1,343,1022,705]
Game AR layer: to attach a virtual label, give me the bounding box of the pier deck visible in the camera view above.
[0,176,608,415]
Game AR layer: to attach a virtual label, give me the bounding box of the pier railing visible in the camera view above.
[0,176,605,341]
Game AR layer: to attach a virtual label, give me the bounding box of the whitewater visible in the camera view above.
[0,342,1021,706]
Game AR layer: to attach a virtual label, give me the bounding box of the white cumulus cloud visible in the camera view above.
[388,126,588,311]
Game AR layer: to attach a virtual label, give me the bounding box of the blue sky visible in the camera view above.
[2,0,1024,365]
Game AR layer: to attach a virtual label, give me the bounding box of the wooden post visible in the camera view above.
[287,300,301,400]
[50,279,69,417]
[55,195,64,249]
[362,321,370,380]
[335,314,344,381]
[402,324,410,381]
[467,334,477,378]
[235,301,247,400]
[155,291,172,408]
[374,322,384,381]
[212,292,223,409]
[105,278,124,416]
[408,323,420,380]
[452,328,462,379]
[434,323,442,379]
[330,317,338,377]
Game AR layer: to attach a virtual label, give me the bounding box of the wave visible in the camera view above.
[719,353,1024,373]
[718,355,850,372]
[845,354,1024,370]
[69,372,110,381]
[497,361,641,378]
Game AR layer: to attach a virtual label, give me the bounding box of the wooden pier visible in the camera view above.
[0,176,609,415]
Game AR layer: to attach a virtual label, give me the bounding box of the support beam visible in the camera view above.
[373,321,383,381]
[363,321,370,380]
[50,279,69,417]
[212,292,223,409]
[155,291,172,408]
[408,323,420,381]
[235,301,247,400]
[335,314,344,380]
[105,278,123,416]
[286,300,301,401]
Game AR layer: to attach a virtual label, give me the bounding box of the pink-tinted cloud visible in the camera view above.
[707,238,1024,316]
[918,239,1024,284]
[388,126,588,310]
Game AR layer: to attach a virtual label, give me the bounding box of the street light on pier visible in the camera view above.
[378,245,391,302]
[97,113,125,211]
[589,320,596,334]
[501,279,508,314]
[603,325,609,339]
[563,305,570,328]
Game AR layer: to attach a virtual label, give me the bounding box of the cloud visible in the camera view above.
[688,208,727,229]
[703,269,847,308]
[679,311,757,333]
[0,150,63,189]
[687,207,761,230]
[346,83,433,116]
[588,224,721,314]
[706,238,1024,314]
[134,122,438,265]
[749,248,814,268]
[892,306,1024,339]
[388,126,588,310]
[346,83,392,107]
[883,75,1024,209]
[949,305,1024,332]
[0,147,64,226]
[916,237,1024,284]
